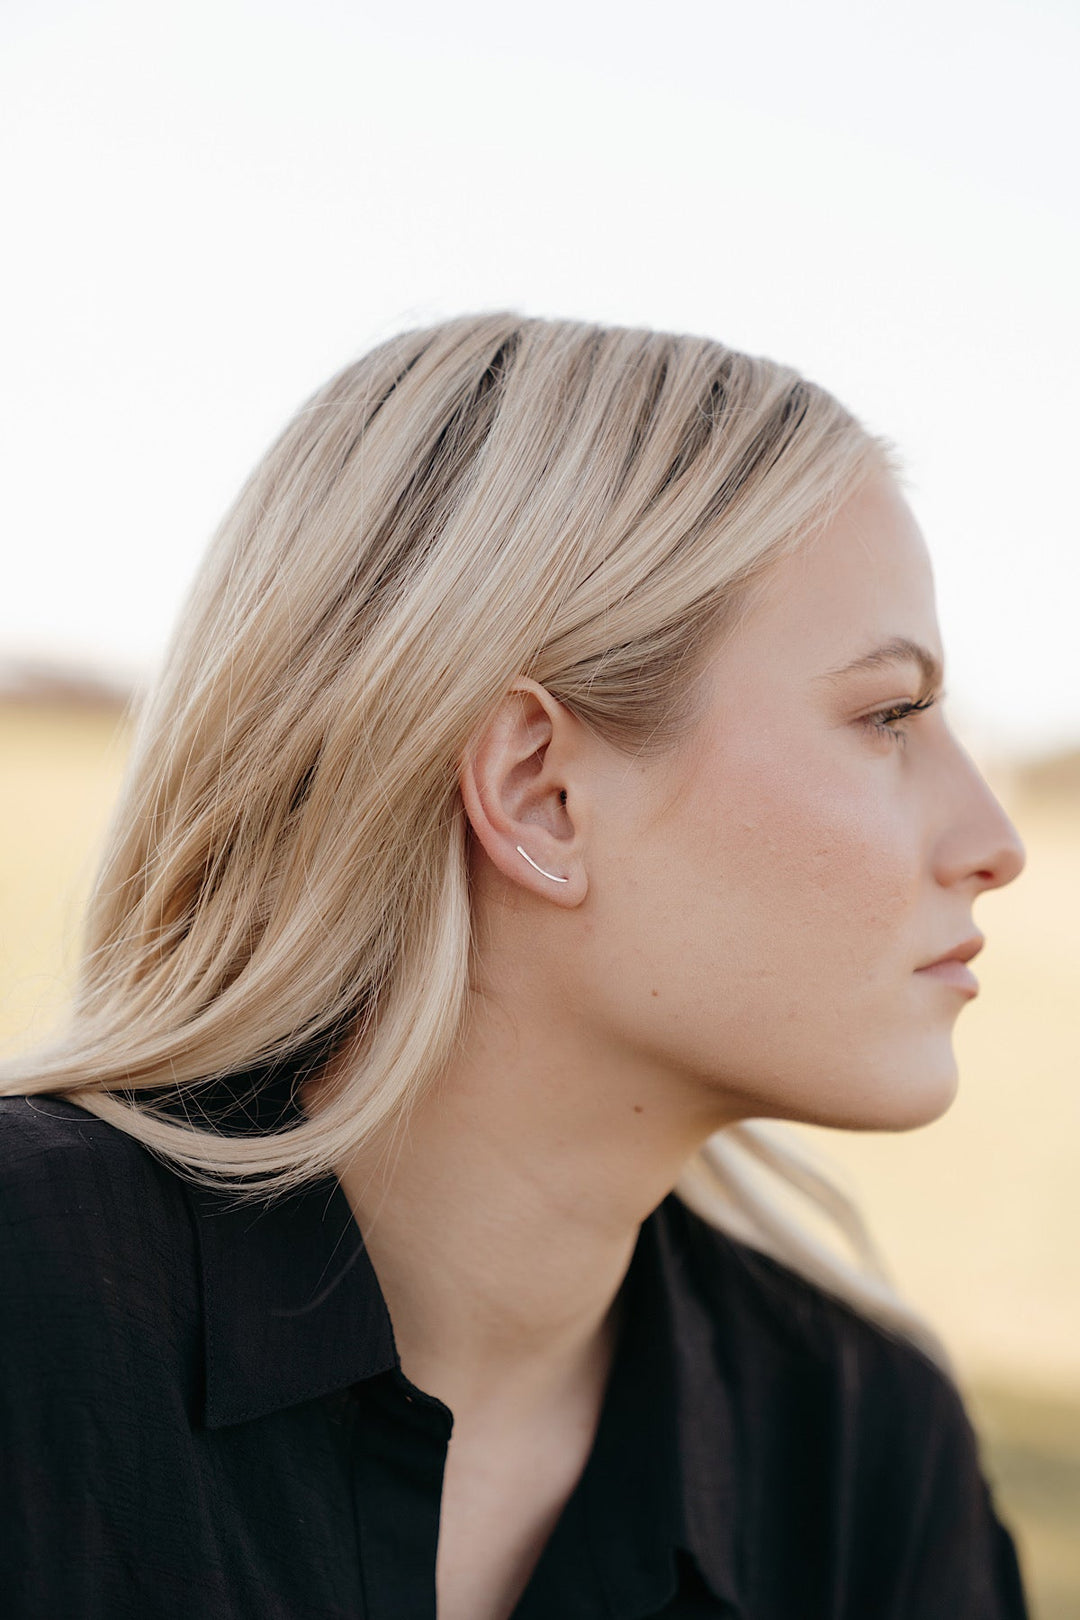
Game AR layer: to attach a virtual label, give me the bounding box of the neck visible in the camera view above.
[307,993,734,1422]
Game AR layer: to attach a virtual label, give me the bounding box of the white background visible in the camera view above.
[2,0,1077,760]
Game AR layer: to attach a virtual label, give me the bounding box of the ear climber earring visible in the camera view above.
[516,846,568,883]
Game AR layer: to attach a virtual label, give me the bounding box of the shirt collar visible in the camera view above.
[183,1077,743,1613]
[181,1062,400,1425]
[585,1196,744,1617]
[190,1171,399,1428]
[651,1197,745,1614]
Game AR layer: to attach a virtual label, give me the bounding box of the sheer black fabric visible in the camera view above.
[0,1090,1030,1618]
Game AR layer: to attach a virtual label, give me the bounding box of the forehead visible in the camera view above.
[722,473,942,683]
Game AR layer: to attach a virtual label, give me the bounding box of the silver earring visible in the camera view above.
[515,845,568,883]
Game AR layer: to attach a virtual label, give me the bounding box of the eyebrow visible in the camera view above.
[816,637,944,691]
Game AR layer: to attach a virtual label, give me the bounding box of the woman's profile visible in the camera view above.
[0,313,1031,1618]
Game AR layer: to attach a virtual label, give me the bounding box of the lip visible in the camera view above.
[917,934,985,970]
[914,934,984,997]
[914,959,980,996]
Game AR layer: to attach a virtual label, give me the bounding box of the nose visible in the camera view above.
[931,736,1027,895]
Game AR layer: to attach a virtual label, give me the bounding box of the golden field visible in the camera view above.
[1,697,1077,1615]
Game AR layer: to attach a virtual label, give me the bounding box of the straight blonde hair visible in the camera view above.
[1,312,955,1374]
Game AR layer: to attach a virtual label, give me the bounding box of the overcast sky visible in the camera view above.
[2,0,1077,761]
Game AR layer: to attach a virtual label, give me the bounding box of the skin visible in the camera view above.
[313,468,1026,1618]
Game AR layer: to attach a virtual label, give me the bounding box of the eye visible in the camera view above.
[864,692,940,747]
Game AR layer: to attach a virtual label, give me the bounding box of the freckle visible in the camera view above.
[633,1104,644,1114]
[650,988,659,997]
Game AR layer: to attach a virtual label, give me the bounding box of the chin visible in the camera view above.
[848,1056,961,1133]
[780,1051,961,1133]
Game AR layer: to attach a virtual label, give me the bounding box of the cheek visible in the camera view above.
[583,729,954,1129]
[685,744,918,981]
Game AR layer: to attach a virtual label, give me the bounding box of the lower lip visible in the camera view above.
[915,961,979,996]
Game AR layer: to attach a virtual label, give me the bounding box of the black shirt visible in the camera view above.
[0,1091,1030,1618]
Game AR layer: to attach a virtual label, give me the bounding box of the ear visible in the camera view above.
[458,679,587,906]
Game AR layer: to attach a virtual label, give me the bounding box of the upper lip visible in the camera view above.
[917,935,985,970]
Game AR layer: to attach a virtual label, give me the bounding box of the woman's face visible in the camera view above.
[573,470,1027,1132]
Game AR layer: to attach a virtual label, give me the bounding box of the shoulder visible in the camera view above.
[0,1096,213,1610]
[666,1190,980,1454]
[665,1188,953,1390]
[663,1194,1030,1617]
[1,1086,152,1171]
[0,1092,200,1383]
[0,1089,193,1242]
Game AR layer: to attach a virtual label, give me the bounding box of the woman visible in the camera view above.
[1,313,1031,1618]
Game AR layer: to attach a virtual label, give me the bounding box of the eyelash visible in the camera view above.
[865,693,939,746]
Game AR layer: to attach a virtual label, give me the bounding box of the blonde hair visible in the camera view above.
[2,311,955,1373]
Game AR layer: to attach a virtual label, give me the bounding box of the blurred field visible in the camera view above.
[0,700,132,1043]
[1,696,1078,1615]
